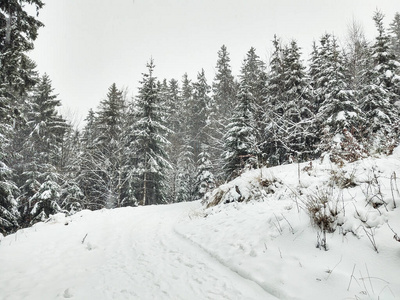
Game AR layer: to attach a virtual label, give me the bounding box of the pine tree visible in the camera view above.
[212,45,237,126]
[311,34,363,161]
[77,109,110,209]
[278,40,315,162]
[0,0,43,98]
[59,126,85,213]
[174,74,196,202]
[211,45,237,178]
[94,83,126,208]
[343,20,371,95]
[29,173,63,223]
[18,74,68,223]
[175,141,195,202]
[372,11,400,99]
[127,59,171,205]
[0,0,43,233]
[240,47,267,164]
[195,145,215,200]
[390,12,400,60]
[191,69,212,162]
[240,47,266,106]
[263,36,285,165]
[359,11,400,152]
[163,78,182,203]
[222,82,257,180]
[0,94,19,234]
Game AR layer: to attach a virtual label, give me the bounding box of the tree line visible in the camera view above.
[1,1,400,235]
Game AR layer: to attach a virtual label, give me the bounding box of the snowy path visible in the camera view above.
[0,202,276,300]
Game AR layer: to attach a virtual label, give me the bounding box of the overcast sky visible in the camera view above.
[29,0,400,126]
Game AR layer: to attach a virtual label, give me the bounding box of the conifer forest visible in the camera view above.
[1,1,400,235]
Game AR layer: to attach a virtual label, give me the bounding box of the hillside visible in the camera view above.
[1,148,400,299]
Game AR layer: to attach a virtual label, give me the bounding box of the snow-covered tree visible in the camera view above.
[29,173,63,223]
[277,40,315,162]
[372,11,400,100]
[175,141,195,202]
[0,96,19,234]
[210,45,238,178]
[18,74,68,223]
[195,145,215,200]
[359,11,400,153]
[127,59,171,205]
[390,12,400,59]
[240,47,266,107]
[310,34,363,161]
[343,20,372,97]
[174,74,196,202]
[76,109,109,209]
[239,47,267,165]
[0,0,43,99]
[212,45,237,127]
[222,82,257,180]
[263,36,284,165]
[0,0,44,232]
[59,127,85,213]
[191,69,212,162]
[95,83,126,208]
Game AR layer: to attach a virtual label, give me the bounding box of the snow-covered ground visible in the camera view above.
[1,148,400,299]
[0,203,275,300]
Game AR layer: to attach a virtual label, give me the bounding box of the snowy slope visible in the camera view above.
[176,147,400,300]
[1,148,400,300]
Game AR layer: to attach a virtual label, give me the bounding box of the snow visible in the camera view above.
[0,205,274,300]
[1,149,400,299]
[336,110,357,121]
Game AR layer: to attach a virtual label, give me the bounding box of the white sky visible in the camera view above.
[29,0,400,126]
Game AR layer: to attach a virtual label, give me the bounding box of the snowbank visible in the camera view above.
[177,147,400,299]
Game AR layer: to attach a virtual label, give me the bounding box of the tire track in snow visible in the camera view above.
[92,204,277,299]
[173,227,283,299]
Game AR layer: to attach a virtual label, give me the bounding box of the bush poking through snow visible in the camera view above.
[204,172,281,208]
[362,167,390,211]
[305,189,340,250]
[330,168,357,189]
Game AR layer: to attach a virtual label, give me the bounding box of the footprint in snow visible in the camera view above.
[63,288,73,298]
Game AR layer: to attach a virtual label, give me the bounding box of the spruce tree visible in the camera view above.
[59,127,85,213]
[311,34,363,161]
[211,45,237,178]
[278,40,315,162]
[191,69,212,162]
[78,109,110,209]
[0,94,19,234]
[174,74,196,202]
[163,78,182,203]
[212,45,237,126]
[0,0,43,232]
[360,11,400,152]
[390,12,400,60]
[195,145,215,200]
[263,36,285,165]
[20,74,68,223]
[128,59,170,205]
[372,11,400,99]
[240,47,267,164]
[94,83,126,208]
[222,82,257,180]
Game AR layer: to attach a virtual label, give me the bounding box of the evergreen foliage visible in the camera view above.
[2,4,400,234]
[127,59,171,206]
[311,34,363,160]
[222,82,257,180]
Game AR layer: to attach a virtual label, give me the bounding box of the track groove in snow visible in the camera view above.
[173,227,282,299]
[0,202,276,300]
